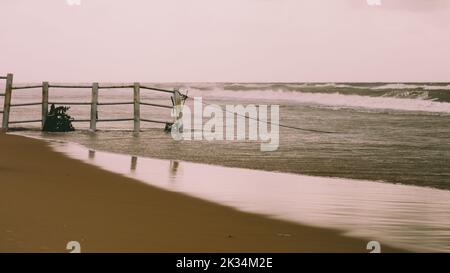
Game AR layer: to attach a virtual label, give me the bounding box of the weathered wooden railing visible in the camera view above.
[0,73,176,133]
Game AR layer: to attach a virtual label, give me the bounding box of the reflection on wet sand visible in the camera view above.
[131,156,137,172]
[89,151,179,179]
[169,160,180,181]
[88,150,95,159]
[59,142,450,252]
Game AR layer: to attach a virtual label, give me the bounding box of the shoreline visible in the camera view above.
[15,127,450,192]
[0,133,403,252]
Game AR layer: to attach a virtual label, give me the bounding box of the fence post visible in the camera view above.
[90,82,99,132]
[2,73,13,131]
[42,82,49,129]
[133,82,140,134]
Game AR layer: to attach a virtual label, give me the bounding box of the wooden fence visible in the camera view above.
[0,73,178,133]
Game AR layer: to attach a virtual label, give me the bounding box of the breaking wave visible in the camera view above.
[184,83,450,114]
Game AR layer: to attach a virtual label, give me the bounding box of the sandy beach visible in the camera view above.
[0,133,401,253]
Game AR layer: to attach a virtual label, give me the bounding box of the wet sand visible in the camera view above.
[0,133,401,252]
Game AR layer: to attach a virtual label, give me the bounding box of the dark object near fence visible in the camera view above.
[164,122,174,133]
[43,104,75,132]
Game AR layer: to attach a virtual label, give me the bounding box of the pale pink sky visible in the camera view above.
[1,0,450,82]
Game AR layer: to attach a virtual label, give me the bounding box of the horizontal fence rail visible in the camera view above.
[98,118,134,122]
[141,118,170,124]
[9,119,42,124]
[0,74,180,132]
[10,102,42,107]
[49,101,91,105]
[98,102,134,106]
[140,102,173,109]
[49,85,92,89]
[98,85,134,89]
[140,86,175,94]
[12,85,43,90]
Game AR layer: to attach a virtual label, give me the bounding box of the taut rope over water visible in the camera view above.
[181,94,338,134]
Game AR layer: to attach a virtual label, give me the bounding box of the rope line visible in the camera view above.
[182,95,337,134]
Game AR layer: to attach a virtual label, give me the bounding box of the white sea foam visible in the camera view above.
[307,83,450,90]
[188,88,450,114]
[372,83,450,90]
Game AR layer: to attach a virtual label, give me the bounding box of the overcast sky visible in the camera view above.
[1,0,450,82]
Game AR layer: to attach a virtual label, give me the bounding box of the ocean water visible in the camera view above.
[8,82,450,190]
